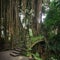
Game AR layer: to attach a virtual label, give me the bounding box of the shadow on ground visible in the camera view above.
[0,50,29,60]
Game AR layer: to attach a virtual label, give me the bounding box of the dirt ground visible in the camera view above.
[0,50,29,60]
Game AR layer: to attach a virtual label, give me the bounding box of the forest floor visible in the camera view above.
[0,50,29,60]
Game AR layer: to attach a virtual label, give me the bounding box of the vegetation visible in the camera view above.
[44,0,60,60]
[31,35,44,44]
[32,52,42,60]
[0,0,60,60]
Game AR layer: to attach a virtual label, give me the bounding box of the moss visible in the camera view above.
[31,35,44,44]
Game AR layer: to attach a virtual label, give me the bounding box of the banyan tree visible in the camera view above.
[0,1,51,59]
[0,0,43,50]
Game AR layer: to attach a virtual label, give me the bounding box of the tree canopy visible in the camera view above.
[44,1,60,60]
[44,1,60,30]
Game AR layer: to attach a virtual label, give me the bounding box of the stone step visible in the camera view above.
[14,48,26,52]
[12,51,21,54]
[10,53,20,57]
[10,48,27,57]
[14,49,22,52]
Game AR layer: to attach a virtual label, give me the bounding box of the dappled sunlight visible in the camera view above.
[0,0,60,60]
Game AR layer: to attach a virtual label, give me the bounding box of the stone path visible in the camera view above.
[0,50,29,60]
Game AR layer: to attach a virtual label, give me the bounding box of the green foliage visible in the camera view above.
[29,28,33,37]
[27,52,42,60]
[26,51,32,57]
[31,35,44,44]
[44,1,60,30]
[42,5,46,13]
[49,56,57,60]
[32,52,42,60]
[44,1,60,60]
[49,34,60,51]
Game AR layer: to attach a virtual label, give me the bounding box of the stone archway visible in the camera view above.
[31,41,45,53]
[31,40,47,60]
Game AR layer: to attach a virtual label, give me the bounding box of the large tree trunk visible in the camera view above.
[32,0,42,36]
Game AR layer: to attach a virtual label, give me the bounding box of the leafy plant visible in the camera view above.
[44,1,60,60]
[32,52,42,60]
